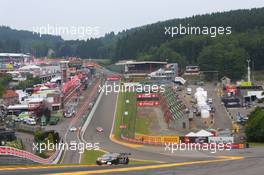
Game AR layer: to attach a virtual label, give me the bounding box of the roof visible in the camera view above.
[7,104,28,110]
[3,90,18,98]
[195,129,213,137]
[0,53,30,57]
[19,65,41,70]
[185,132,196,137]
[221,76,231,80]
[116,60,167,65]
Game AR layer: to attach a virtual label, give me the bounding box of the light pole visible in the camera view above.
[247,59,251,83]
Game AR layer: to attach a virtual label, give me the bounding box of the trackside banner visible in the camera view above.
[208,137,234,144]
[135,134,180,144]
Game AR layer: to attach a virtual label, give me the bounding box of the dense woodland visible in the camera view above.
[1,7,264,79]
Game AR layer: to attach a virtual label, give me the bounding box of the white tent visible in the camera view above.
[19,65,41,70]
[194,87,210,118]
[174,77,186,85]
[185,132,196,137]
[195,129,213,137]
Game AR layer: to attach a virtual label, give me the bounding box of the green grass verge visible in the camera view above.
[254,71,264,81]
[249,142,264,147]
[81,150,105,164]
[6,139,24,150]
[114,90,137,138]
[135,116,150,135]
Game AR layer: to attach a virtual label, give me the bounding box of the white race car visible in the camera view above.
[69,127,77,132]
[96,127,104,132]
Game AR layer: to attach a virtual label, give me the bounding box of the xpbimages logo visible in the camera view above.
[164,141,232,154]
[164,24,232,38]
[32,141,100,153]
[98,82,166,95]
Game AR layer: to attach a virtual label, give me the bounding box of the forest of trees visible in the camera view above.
[245,107,264,142]
[1,7,264,79]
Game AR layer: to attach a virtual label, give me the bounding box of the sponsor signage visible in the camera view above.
[137,101,160,106]
[180,136,209,144]
[119,124,127,129]
[240,81,252,87]
[135,134,180,144]
[208,137,234,144]
[137,93,159,98]
[107,76,120,81]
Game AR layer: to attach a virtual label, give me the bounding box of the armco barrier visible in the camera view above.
[0,145,62,164]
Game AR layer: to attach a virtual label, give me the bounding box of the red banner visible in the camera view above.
[137,93,159,98]
[120,124,127,129]
[107,75,120,81]
[137,101,160,106]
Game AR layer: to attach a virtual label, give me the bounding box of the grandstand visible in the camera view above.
[160,87,189,130]
[116,60,167,77]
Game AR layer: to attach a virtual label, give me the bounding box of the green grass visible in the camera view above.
[97,59,112,66]
[135,116,150,135]
[114,90,137,138]
[114,91,124,138]
[253,71,264,81]
[81,150,105,164]
[249,142,264,147]
[6,139,24,150]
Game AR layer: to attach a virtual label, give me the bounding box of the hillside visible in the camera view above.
[0,26,63,56]
[1,7,264,79]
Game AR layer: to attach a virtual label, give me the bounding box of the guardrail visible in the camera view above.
[0,145,63,164]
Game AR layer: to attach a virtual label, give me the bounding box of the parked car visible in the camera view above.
[49,116,59,125]
[208,98,213,104]
[186,88,192,95]
[26,118,36,125]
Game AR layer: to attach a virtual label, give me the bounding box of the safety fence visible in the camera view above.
[0,146,62,164]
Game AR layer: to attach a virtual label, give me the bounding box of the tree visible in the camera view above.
[0,74,12,97]
[197,42,248,80]
[47,133,54,144]
[245,108,264,142]
[34,129,43,143]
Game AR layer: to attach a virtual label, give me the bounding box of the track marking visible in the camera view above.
[48,156,244,175]
[109,134,142,148]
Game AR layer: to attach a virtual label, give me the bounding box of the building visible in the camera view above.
[0,53,33,73]
[148,63,178,81]
[221,76,231,87]
[116,60,167,77]
[184,66,200,75]
[2,90,19,106]
[60,61,69,83]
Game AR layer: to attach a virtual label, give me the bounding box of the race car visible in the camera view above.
[96,153,130,165]
[96,126,104,132]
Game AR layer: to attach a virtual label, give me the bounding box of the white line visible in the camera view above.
[110,90,119,138]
